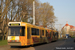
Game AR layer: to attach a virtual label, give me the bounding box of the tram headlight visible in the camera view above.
[8,40,11,42]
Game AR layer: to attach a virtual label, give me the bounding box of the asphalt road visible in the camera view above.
[0,38,75,50]
[54,38,75,50]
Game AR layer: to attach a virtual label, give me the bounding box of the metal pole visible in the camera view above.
[33,0,35,25]
[56,24,62,38]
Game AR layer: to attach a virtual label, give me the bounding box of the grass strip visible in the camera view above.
[0,40,7,46]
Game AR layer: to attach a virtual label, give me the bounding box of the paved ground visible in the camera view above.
[0,38,75,50]
[54,38,75,50]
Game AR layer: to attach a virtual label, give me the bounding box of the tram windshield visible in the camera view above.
[8,26,25,36]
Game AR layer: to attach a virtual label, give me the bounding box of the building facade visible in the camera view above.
[62,22,75,37]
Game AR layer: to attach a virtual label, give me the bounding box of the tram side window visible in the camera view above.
[32,28,35,35]
[46,30,47,37]
[50,32,51,37]
[53,32,55,36]
[20,27,25,36]
[56,32,58,37]
[31,28,39,35]
[55,32,56,36]
[53,32,56,38]
[42,30,44,35]
[36,29,39,35]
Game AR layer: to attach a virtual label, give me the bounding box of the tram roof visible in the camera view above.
[8,22,54,31]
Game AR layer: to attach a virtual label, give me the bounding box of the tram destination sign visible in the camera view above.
[9,23,20,26]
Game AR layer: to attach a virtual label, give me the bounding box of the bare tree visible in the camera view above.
[0,0,57,40]
[35,2,57,27]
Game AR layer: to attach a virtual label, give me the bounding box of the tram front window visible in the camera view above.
[8,26,25,36]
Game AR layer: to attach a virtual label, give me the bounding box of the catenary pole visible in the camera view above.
[33,0,35,25]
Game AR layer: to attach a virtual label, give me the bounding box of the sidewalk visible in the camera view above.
[0,45,10,50]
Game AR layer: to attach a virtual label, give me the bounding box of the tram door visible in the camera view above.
[27,27,31,45]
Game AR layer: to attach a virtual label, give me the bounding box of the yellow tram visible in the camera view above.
[7,22,58,46]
